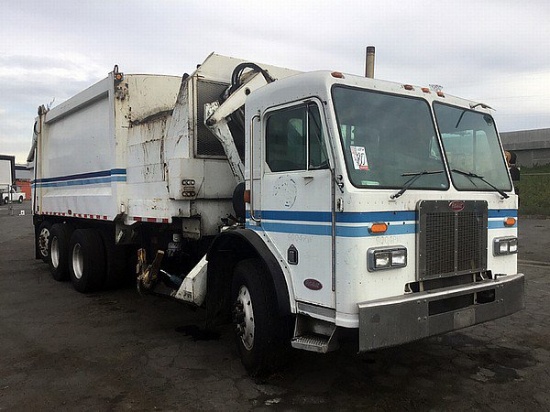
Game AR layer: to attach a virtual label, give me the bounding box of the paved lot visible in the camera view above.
[1,203,549,411]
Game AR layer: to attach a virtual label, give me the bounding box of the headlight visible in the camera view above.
[493,237,518,256]
[367,247,407,271]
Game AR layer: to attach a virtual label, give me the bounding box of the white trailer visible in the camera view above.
[31,52,524,376]
[0,155,15,205]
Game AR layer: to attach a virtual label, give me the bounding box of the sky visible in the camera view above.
[1,0,549,164]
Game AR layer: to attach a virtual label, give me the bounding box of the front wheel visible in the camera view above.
[18,196,23,203]
[231,258,290,376]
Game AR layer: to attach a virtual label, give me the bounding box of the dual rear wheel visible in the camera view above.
[47,224,121,293]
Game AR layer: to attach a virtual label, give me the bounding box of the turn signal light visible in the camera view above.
[369,222,388,234]
[504,217,516,227]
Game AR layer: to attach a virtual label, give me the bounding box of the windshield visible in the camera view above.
[433,103,512,192]
[332,86,448,190]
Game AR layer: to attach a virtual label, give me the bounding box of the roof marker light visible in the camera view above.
[421,87,431,93]
[403,84,414,91]
[331,71,345,79]
[437,91,445,97]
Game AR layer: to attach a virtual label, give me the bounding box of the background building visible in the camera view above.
[500,128,550,167]
[15,163,32,199]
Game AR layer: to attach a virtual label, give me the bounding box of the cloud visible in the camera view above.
[1,0,550,163]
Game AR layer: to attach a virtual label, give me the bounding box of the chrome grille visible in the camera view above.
[418,200,487,280]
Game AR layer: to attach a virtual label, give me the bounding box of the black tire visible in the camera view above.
[37,221,52,263]
[48,223,73,281]
[231,258,290,376]
[69,229,106,293]
[18,196,23,203]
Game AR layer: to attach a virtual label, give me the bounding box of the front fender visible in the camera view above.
[207,228,293,316]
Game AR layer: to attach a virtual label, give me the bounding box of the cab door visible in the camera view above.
[259,101,334,309]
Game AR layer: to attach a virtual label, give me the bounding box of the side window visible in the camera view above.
[308,105,328,169]
[266,104,328,172]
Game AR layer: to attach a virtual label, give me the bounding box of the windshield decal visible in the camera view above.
[350,146,369,170]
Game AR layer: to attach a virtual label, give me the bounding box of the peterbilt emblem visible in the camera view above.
[304,279,323,290]
[449,200,465,212]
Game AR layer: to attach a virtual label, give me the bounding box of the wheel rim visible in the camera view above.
[72,243,84,280]
[235,285,255,351]
[38,228,50,258]
[51,237,60,268]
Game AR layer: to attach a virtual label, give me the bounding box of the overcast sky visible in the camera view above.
[1,0,549,163]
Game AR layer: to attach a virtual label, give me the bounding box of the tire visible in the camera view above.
[37,221,52,263]
[231,258,289,376]
[49,223,73,281]
[69,229,106,293]
[18,196,23,203]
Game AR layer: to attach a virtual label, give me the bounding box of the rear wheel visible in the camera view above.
[37,221,52,263]
[231,258,289,376]
[49,223,73,281]
[69,229,106,293]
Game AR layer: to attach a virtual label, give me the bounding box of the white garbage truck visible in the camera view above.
[30,52,524,375]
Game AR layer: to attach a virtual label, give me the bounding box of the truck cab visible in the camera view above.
[210,69,523,359]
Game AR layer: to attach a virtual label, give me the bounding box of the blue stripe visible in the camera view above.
[336,211,416,223]
[488,220,517,229]
[261,222,332,236]
[248,209,517,237]
[256,209,517,223]
[260,210,331,222]
[249,221,416,237]
[33,169,126,188]
[488,209,518,218]
[251,210,416,223]
[336,223,416,237]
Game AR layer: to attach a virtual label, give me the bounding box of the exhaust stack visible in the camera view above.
[365,46,375,78]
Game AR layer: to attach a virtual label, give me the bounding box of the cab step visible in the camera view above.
[291,315,339,353]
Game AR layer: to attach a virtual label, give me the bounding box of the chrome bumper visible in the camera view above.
[358,273,525,352]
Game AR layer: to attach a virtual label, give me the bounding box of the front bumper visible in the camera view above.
[358,273,525,352]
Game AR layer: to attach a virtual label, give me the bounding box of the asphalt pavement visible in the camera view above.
[1,202,549,411]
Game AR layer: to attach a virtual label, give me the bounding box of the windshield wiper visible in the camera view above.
[390,170,445,199]
[451,169,509,199]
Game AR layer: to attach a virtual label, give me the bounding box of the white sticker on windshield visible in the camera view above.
[350,146,369,170]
